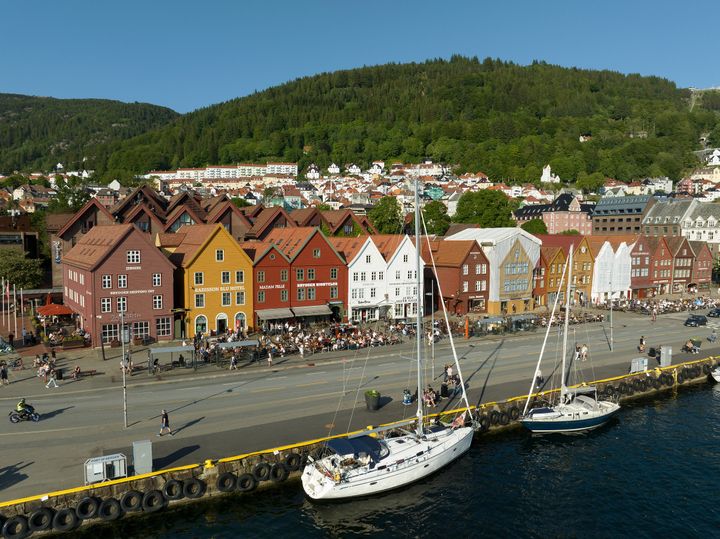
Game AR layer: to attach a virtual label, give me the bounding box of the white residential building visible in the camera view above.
[540,164,561,184]
[328,163,340,175]
[590,238,636,302]
[372,235,425,320]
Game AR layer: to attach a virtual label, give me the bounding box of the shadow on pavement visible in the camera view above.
[0,461,33,491]
[173,416,205,436]
[153,444,200,470]
[467,339,504,405]
[41,406,75,420]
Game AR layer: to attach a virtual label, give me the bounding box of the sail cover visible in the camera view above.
[326,436,388,462]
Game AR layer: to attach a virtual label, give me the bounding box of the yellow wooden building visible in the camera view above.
[158,224,254,338]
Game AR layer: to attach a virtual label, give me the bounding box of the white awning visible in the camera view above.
[256,308,294,320]
[291,305,333,317]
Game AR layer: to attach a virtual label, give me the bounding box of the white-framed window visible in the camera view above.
[353,272,359,282]
[407,270,413,279]
[296,269,305,281]
[133,321,149,338]
[258,290,266,303]
[330,286,338,299]
[481,264,487,274]
[475,264,481,274]
[153,295,163,309]
[222,292,231,306]
[102,275,112,289]
[366,255,371,263]
[361,272,366,281]
[395,270,401,280]
[156,317,172,337]
[313,248,321,258]
[280,269,288,282]
[307,287,316,300]
[236,291,245,305]
[370,288,376,298]
[215,249,224,261]
[297,288,306,301]
[378,271,384,280]
[221,271,231,284]
[481,280,487,291]
[463,281,469,292]
[101,298,111,313]
[462,264,469,275]
[330,268,337,279]
[194,272,204,285]
[195,293,205,308]
[371,271,377,281]
[117,275,127,289]
[403,254,408,263]
[258,271,265,283]
[152,273,162,287]
[308,269,316,280]
[117,297,127,312]
[395,287,400,297]
[126,250,140,264]
[235,270,244,283]
[102,324,118,343]
[281,289,288,301]
[79,274,84,285]
[475,281,482,292]
[352,288,358,299]
[358,288,365,299]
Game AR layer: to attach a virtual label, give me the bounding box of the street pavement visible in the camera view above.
[1,309,718,501]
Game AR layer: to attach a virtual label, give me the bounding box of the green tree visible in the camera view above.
[0,250,44,289]
[453,191,515,227]
[230,197,251,208]
[560,229,580,235]
[47,184,91,214]
[421,200,451,235]
[520,218,548,234]
[368,196,403,234]
[575,171,605,193]
[315,203,332,210]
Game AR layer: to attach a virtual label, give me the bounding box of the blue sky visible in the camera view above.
[2,0,716,113]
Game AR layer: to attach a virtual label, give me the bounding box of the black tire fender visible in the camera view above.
[508,406,520,420]
[489,410,500,425]
[2,515,29,539]
[237,473,257,492]
[183,478,206,499]
[28,507,54,532]
[119,490,143,513]
[52,508,79,532]
[98,498,122,521]
[703,364,711,375]
[253,462,271,482]
[284,453,302,471]
[141,490,166,513]
[162,479,184,501]
[76,496,100,520]
[269,463,289,483]
[618,382,629,395]
[499,412,510,426]
[216,472,237,493]
[479,415,491,431]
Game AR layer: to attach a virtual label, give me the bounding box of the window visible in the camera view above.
[156,317,171,337]
[395,270,401,280]
[403,254,408,263]
[353,272,359,282]
[280,289,288,301]
[280,269,288,282]
[194,272,204,285]
[475,281,482,292]
[395,287,400,297]
[195,293,205,308]
[102,324,118,343]
[79,274,84,285]
[126,250,140,264]
[222,292,231,306]
[221,271,231,284]
[258,290,265,303]
[463,281,469,292]
[308,268,316,280]
[370,288,376,298]
[215,249,224,261]
[195,315,207,334]
[102,275,112,289]
[152,273,161,286]
[297,288,306,301]
[313,248,321,258]
[258,271,265,283]
[330,268,337,279]
[117,275,127,289]
[296,269,305,281]
[153,295,163,309]
[378,271,384,280]
[235,270,244,283]
[330,286,338,299]
[361,272,366,281]
[101,298,111,313]
[236,291,245,305]
[358,288,364,299]
[117,297,127,312]
[133,321,149,338]
[407,271,413,279]
[462,264,469,275]
[475,264,481,275]
[366,255,371,264]
[308,287,316,300]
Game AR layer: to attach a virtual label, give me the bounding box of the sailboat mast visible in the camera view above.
[414,178,424,434]
[561,245,574,401]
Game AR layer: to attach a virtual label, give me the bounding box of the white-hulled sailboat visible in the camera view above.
[301,179,475,500]
[520,246,620,434]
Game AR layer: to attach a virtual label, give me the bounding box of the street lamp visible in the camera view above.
[120,310,128,428]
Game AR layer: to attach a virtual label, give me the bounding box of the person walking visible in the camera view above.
[157,409,173,436]
[0,363,8,386]
[7,333,13,349]
[45,368,59,388]
[267,348,273,367]
[229,354,238,370]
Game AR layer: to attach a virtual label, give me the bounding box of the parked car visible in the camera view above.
[708,308,720,318]
[685,314,708,327]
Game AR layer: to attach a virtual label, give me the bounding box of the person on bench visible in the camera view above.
[71,365,81,380]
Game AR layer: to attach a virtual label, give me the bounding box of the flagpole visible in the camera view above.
[13,284,17,341]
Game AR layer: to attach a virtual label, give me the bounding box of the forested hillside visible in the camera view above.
[0,94,178,174]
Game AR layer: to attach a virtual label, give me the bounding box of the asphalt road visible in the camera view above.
[1,309,717,501]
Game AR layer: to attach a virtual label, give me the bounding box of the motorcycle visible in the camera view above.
[8,408,40,423]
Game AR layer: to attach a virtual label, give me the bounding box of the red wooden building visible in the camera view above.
[630,236,655,298]
[239,241,293,327]
[689,241,713,292]
[666,236,694,293]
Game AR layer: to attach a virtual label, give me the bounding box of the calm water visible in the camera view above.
[85,384,720,538]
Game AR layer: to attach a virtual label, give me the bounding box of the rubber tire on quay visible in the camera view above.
[617,382,629,395]
[703,364,711,375]
[677,373,685,384]
[662,374,673,386]
[604,385,615,396]
[28,507,54,532]
[2,515,29,539]
[508,406,520,420]
[163,479,184,501]
[269,463,289,483]
[479,415,491,431]
[52,508,79,533]
[651,378,662,390]
[76,496,100,520]
[120,490,143,513]
[253,462,271,482]
[498,412,510,426]
[216,472,237,493]
[183,478,206,499]
[284,453,302,472]
[634,379,646,392]
[98,498,122,522]
[142,490,166,513]
[237,473,257,493]
[489,410,500,426]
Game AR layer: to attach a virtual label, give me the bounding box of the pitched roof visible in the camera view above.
[45,213,74,233]
[56,197,114,238]
[420,239,480,266]
[290,207,321,226]
[263,227,323,261]
[328,236,371,264]
[370,235,405,262]
[248,206,296,237]
[534,234,584,253]
[166,224,220,267]
[62,224,134,270]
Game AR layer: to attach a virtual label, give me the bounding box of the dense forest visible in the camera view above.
[0,94,178,174]
[92,56,720,184]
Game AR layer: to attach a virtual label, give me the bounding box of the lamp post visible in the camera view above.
[120,311,128,428]
[426,282,435,380]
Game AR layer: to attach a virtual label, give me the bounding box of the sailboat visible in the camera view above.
[520,245,620,434]
[301,179,475,500]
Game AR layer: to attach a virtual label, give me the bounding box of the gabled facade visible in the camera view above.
[514,194,594,235]
[630,236,655,298]
[689,241,713,292]
[373,235,425,319]
[666,236,694,293]
[536,235,594,306]
[62,224,176,346]
[534,247,566,308]
[239,241,293,327]
[589,236,636,302]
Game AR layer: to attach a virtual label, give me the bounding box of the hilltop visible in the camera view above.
[0,93,179,174]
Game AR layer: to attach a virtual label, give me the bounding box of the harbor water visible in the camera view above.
[83,383,720,538]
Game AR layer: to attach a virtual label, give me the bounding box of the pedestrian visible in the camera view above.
[0,364,8,385]
[21,328,27,346]
[157,409,173,436]
[580,344,588,361]
[535,369,544,389]
[51,347,56,360]
[229,354,238,370]
[267,348,273,367]
[45,368,59,388]
[7,333,13,348]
